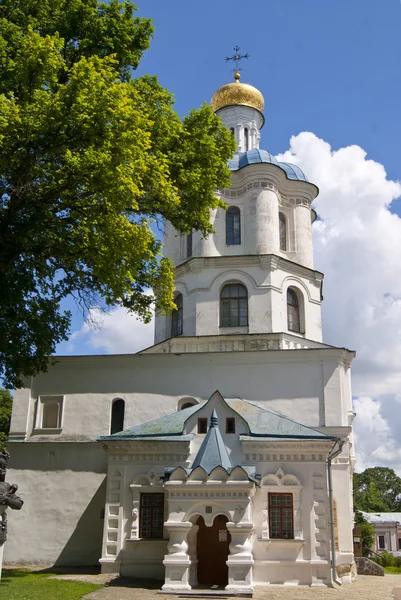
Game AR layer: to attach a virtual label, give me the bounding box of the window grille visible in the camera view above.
[187,230,193,258]
[269,493,294,539]
[279,213,287,251]
[287,288,300,332]
[139,493,164,539]
[220,284,248,327]
[171,293,183,337]
[226,206,241,245]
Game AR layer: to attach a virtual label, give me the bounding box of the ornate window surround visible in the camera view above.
[260,469,303,540]
[128,472,167,541]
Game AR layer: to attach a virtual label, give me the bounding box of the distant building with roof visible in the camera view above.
[6,70,357,592]
[362,512,401,555]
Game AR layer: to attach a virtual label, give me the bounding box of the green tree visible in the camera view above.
[354,467,401,512]
[0,389,12,451]
[354,510,375,557]
[0,1,236,389]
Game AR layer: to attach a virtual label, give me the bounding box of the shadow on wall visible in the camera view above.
[54,477,107,566]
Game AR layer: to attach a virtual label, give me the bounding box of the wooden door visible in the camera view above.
[197,515,231,586]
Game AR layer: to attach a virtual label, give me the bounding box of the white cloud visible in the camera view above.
[66,131,401,475]
[277,132,401,474]
[69,306,154,354]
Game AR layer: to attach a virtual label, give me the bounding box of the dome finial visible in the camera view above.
[234,70,241,81]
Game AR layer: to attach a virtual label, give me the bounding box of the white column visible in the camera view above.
[254,190,279,255]
[295,205,314,269]
[187,524,199,587]
[162,522,192,592]
[226,522,254,593]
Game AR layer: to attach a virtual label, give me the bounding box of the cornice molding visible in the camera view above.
[174,254,324,284]
[215,162,318,203]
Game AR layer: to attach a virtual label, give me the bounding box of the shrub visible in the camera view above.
[380,551,395,567]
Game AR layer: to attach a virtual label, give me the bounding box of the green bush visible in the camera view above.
[380,551,395,567]
[394,556,401,568]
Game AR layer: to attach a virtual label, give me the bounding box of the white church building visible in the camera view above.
[6,73,357,592]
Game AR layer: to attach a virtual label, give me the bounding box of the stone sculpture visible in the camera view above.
[0,450,23,546]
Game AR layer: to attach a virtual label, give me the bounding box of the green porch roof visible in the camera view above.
[98,392,335,442]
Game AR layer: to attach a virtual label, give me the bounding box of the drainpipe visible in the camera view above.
[327,439,344,586]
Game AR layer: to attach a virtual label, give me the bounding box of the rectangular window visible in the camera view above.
[226,418,235,434]
[378,535,385,550]
[398,537,401,551]
[198,418,208,434]
[139,493,164,539]
[37,395,63,430]
[269,493,294,539]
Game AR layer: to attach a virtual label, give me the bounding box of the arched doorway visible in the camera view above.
[196,515,231,587]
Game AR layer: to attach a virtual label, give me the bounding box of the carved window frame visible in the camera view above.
[261,470,302,540]
[129,474,166,541]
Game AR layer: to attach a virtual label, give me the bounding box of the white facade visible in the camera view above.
[5,75,358,590]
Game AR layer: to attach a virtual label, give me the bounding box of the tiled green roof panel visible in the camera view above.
[226,399,330,439]
[99,393,332,441]
[99,401,205,439]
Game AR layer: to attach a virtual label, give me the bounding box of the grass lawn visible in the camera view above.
[385,566,401,574]
[0,569,105,600]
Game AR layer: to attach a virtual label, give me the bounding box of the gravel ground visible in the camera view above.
[78,574,401,600]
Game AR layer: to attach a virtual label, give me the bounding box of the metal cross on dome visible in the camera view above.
[225,45,250,75]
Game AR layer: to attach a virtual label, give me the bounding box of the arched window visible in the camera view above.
[230,127,235,136]
[187,230,193,258]
[110,399,125,434]
[171,293,183,337]
[181,402,194,410]
[244,127,249,151]
[287,288,301,333]
[220,283,248,327]
[226,206,241,245]
[177,397,197,411]
[279,213,287,251]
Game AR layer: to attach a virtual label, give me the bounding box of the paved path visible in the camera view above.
[80,574,401,600]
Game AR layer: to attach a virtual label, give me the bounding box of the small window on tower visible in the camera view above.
[171,293,183,337]
[187,230,193,258]
[226,206,241,245]
[287,288,301,333]
[198,418,208,434]
[279,213,287,251]
[244,127,249,151]
[226,418,235,434]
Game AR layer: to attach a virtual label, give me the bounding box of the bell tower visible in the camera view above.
[155,73,324,347]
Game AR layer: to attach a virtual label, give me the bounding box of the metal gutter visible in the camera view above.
[327,439,344,586]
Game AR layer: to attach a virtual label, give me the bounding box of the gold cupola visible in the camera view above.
[211,70,264,113]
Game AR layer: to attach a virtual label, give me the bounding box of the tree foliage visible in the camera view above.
[0,1,236,388]
[354,467,401,512]
[354,510,375,556]
[0,388,12,451]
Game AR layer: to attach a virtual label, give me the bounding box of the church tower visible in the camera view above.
[155,72,324,346]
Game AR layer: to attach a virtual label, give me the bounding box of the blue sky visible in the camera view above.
[58,0,401,349]
[134,0,401,192]
[53,1,401,472]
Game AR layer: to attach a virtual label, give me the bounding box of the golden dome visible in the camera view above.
[211,71,264,113]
